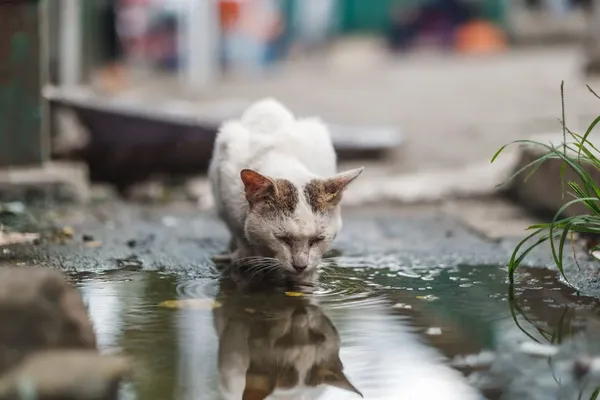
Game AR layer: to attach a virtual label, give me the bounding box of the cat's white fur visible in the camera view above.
[209,98,363,278]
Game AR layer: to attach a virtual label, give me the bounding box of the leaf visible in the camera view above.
[284,291,304,297]
[84,241,103,248]
[158,299,222,310]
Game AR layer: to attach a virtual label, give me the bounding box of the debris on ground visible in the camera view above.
[84,241,103,248]
[0,224,39,246]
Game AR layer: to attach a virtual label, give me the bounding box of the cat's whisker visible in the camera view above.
[246,263,281,281]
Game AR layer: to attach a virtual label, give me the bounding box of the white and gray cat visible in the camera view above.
[208,98,363,282]
[213,288,362,399]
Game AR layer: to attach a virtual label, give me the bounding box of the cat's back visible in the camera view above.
[216,99,334,166]
[209,99,337,206]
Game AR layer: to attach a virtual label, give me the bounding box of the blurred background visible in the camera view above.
[3,0,600,200]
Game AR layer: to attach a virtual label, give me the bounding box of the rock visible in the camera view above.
[0,268,97,375]
[0,350,130,400]
[506,133,600,218]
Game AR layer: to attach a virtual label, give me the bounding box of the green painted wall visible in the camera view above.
[336,0,507,34]
[0,1,45,167]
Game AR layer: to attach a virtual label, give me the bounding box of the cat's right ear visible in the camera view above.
[240,169,275,204]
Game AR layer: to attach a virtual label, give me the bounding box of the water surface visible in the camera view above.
[73,264,600,400]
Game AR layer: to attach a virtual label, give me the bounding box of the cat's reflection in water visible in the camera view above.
[213,286,361,400]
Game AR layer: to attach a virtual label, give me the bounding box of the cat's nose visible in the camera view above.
[293,264,307,273]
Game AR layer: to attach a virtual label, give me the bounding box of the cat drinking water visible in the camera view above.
[209,99,363,283]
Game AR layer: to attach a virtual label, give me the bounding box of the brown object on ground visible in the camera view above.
[0,268,97,375]
[454,20,507,54]
[0,350,130,400]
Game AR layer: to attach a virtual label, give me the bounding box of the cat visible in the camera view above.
[213,286,362,399]
[208,98,363,283]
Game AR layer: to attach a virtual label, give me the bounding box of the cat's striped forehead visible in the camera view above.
[263,179,337,215]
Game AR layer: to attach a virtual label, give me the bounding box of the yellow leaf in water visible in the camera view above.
[416,295,439,301]
[285,291,304,297]
[62,226,74,237]
[158,299,222,310]
[84,241,103,248]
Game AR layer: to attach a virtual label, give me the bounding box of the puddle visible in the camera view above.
[73,264,600,400]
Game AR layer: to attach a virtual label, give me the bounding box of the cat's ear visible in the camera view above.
[330,167,364,192]
[322,167,364,203]
[242,388,273,400]
[321,364,363,398]
[240,169,275,204]
[305,167,364,211]
[242,371,275,400]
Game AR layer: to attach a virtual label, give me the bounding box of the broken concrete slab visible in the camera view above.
[0,162,90,204]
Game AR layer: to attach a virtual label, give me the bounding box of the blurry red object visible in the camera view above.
[454,20,507,54]
[220,0,241,31]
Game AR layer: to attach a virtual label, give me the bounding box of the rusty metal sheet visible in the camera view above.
[0,1,44,167]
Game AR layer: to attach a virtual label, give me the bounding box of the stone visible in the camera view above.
[506,133,600,218]
[0,268,96,375]
[0,162,90,204]
[0,350,130,400]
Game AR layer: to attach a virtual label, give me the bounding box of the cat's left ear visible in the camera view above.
[321,167,364,203]
[330,167,364,191]
[321,366,363,398]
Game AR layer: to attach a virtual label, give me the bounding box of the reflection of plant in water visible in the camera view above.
[493,83,600,283]
[508,282,574,345]
[508,280,600,399]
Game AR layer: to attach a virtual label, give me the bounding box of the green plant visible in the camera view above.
[492,82,600,283]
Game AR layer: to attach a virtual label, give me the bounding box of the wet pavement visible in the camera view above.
[3,201,600,399]
[0,201,559,274]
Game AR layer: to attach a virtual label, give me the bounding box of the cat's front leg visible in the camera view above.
[211,237,244,264]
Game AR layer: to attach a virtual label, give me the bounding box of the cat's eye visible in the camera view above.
[309,236,326,246]
[276,235,293,246]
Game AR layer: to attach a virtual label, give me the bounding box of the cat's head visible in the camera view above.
[240,167,363,278]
